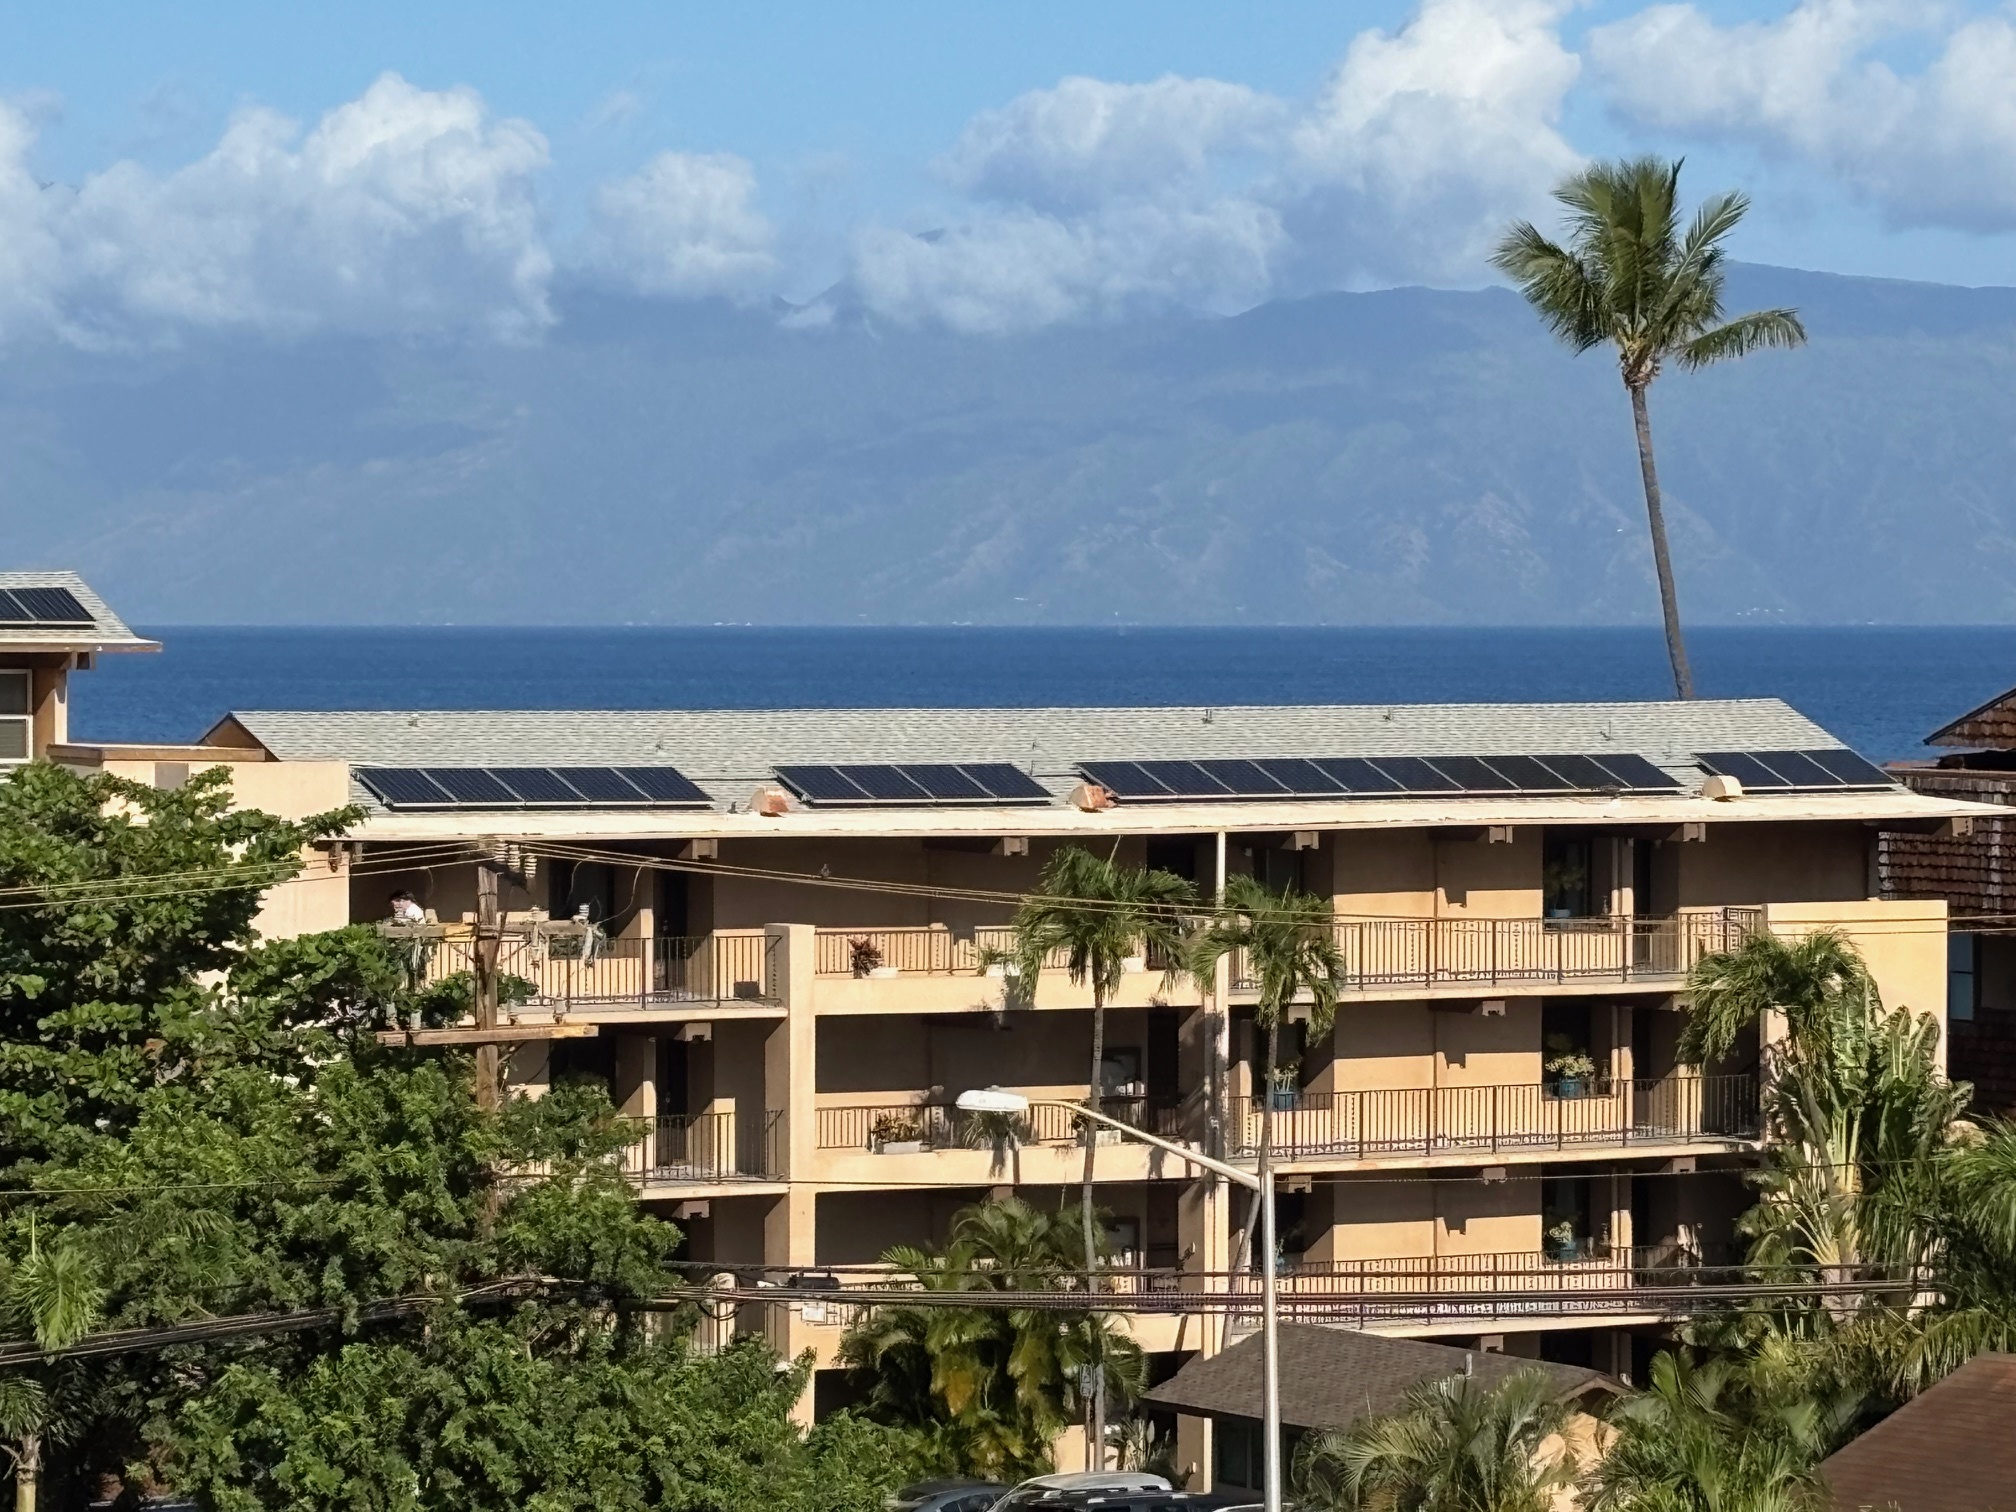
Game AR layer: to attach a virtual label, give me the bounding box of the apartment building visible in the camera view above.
[17,582,1984,1482]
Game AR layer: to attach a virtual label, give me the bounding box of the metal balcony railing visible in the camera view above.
[813,925,1073,977]
[815,1095,1186,1152]
[381,927,777,1009]
[1229,1073,1760,1159]
[1233,908,1761,993]
[614,1110,784,1184]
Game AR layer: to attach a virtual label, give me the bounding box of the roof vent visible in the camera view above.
[1701,774,1745,801]
[749,786,795,816]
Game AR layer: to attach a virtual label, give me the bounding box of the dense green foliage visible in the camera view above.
[0,762,915,1509]
[840,1196,1144,1483]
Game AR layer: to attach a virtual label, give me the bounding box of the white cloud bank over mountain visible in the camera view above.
[6,2,2016,345]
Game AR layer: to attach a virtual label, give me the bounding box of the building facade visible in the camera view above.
[21,587,1983,1489]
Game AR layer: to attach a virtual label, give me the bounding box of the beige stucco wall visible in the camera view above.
[1763,898,1949,1062]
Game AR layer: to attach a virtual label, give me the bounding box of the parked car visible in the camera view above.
[988,1470,1175,1510]
[886,1479,1011,1512]
[1015,1492,1258,1512]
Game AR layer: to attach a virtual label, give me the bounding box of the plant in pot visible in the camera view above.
[1544,1033,1597,1098]
[976,944,1023,980]
[1267,1065,1301,1112]
[869,1110,926,1153]
[1545,1218,1582,1263]
[849,936,897,978]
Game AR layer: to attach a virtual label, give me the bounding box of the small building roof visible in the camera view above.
[1143,1324,1612,1431]
[1927,684,2016,749]
[0,571,156,652]
[1819,1352,2016,1512]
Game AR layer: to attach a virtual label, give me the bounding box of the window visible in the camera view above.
[1949,933,1979,1024]
[1542,835,1594,918]
[0,671,28,764]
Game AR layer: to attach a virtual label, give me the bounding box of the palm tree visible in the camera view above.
[1187,875,1346,1268]
[1584,1351,1851,1512]
[1295,1367,1574,1512]
[1493,157,1806,699]
[1011,846,1196,1283]
[0,1229,105,1512]
[1682,929,1968,1325]
[839,1197,1145,1482]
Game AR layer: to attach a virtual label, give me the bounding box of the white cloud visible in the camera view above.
[587,150,777,298]
[848,0,1586,331]
[939,74,1284,211]
[0,72,553,345]
[1588,0,2016,232]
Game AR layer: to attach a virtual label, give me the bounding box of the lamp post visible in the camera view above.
[954,1087,1282,1512]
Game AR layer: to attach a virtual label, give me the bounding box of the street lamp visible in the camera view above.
[954,1086,1283,1512]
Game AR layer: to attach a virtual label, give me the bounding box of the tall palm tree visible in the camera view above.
[1011,846,1196,1283]
[838,1196,1145,1482]
[1187,875,1346,1267]
[1493,158,1806,699]
[1295,1367,1575,1512]
[0,1230,104,1512]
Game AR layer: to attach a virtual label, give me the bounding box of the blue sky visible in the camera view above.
[1,0,2013,342]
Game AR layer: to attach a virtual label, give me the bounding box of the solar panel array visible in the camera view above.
[0,586,91,625]
[1076,753,1685,802]
[1695,748,1893,791]
[358,766,711,810]
[774,762,1051,806]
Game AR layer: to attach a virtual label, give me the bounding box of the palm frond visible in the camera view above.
[1677,309,1808,369]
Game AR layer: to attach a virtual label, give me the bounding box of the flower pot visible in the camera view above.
[983,962,1022,979]
[868,965,900,979]
[1553,1078,1586,1100]
[873,1140,926,1155]
[1120,955,1147,973]
[1268,1086,1300,1112]
[1546,1238,1581,1263]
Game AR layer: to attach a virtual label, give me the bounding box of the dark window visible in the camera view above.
[1951,933,1979,1024]
[1542,836,1594,919]
[1145,838,1198,882]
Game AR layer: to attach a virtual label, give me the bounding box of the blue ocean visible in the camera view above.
[78,625,2016,761]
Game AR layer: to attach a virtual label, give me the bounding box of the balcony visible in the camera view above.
[1242,1243,1745,1331]
[614,1110,784,1189]
[381,926,777,1013]
[1237,908,1761,996]
[1232,1074,1760,1163]
[815,1095,1185,1152]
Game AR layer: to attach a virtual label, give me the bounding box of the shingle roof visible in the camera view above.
[1143,1324,1612,1430]
[214,698,1843,812]
[0,571,154,650]
[1819,1352,2016,1512]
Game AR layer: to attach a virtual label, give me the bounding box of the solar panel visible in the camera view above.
[1078,761,1171,798]
[492,767,587,804]
[425,768,520,805]
[1800,747,1893,788]
[1533,754,1626,790]
[1367,757,1465,793]
[358,768,454,807]
[774,765,870,802]
[1312,757,1404,794]
[1587,754,1684,791]
[899,764,991,801]
[1252,758,1347,795]
[1483,754,1577,791]
[612,767,712,805]
[1426,756,1520,792]
[839,765,933,801]
[959,763,1051,802]
[9,586,91,624]
[1753,751,1845,788]
[1196,758,1293,796]
[1696,752,1792,789]
[1136,760,1234,796]
[561,767,654,803]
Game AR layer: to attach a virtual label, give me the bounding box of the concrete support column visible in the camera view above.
[1608,1170,1633,1259]
[612,1034,658,1121]
[764,923,819,1425]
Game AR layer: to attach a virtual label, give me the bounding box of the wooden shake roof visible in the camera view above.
[1820,1353,2016,1512]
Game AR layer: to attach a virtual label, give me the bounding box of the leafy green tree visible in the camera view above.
[1011,847,1195,1280]
[840,1197,1144,1483]
[1294,1367,1574,1512]
[1188,875,1345,1263]
[1493,158,1806,698]
[1584,1351,1852,1512]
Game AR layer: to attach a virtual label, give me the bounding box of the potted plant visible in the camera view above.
[1545,1219,1582,1263]
[1070,1111,1123,1146]
[1267,1066,1300,1112]
[1120,951,1147,974]
[1544,1033,1597,1098]
[849,937,898,978]
[976,944,1022,980]
[869,1111,926,1154]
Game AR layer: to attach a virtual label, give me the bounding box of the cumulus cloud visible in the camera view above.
[586,150,777,298]
[1588,0,2016,231]
[848,0,1586,331]
[1,73,553,345]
